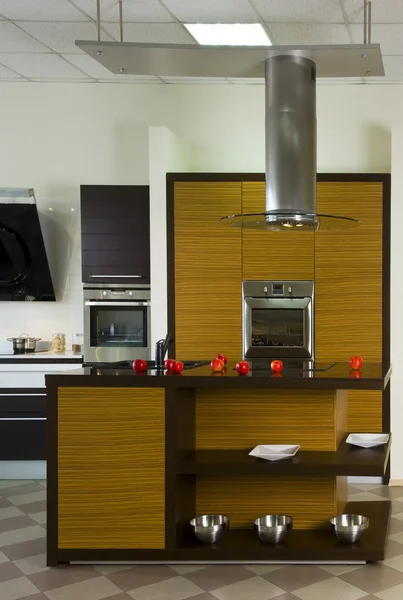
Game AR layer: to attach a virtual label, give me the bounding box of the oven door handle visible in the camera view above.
[84,301,151,307]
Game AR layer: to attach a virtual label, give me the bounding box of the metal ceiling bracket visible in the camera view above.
[364,0,372,44]
[96,0,101,42]
[119,0,124,43]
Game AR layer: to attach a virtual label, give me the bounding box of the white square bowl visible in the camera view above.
[249,444,301,461]
[346,433,390,449]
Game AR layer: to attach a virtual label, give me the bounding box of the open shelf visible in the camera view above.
[179,501,391,562]
[176,435,391,477]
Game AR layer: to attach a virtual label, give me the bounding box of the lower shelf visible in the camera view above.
[55,501,391,564]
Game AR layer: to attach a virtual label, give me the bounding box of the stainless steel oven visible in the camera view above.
[242,280,314,360]
[83,284,151,363]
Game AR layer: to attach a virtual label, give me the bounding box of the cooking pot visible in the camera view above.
[7,333,41,354]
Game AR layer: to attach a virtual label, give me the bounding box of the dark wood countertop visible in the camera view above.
[46,361,391,390]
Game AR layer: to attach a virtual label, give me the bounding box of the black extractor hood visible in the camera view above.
[0,189,55,301]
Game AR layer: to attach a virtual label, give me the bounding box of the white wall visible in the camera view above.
[0,81,400,475]
[149,126,194,349]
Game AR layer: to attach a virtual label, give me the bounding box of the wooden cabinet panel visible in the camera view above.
[242,181,315,281]
[197,476,345,530]
[174,182,242,361]
[58,387,165,549]
[81,185,150,284]
[196,389,347,451]
[315,181,383,431]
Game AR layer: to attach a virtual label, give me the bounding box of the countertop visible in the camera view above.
[46,361,391,390]
[0,351,82,364]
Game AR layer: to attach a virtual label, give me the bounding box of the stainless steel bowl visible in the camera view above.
[330,514,369,543]
[254,514,293,544]
[189,514,230,544]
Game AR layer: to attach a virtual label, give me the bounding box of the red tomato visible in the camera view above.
[216,354,227,365]
[164,359,175,371]
[132,359,147,373]
[349,369,363,379]
[349,356,363,370]
[210,358,225,372]
[271,360,284,373]
[236,360,250,375]
[172,361,184,374]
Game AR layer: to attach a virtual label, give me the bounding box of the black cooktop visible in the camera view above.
[249,360,336,372]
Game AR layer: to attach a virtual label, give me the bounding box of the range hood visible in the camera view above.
[76,39,384,231]
[220,54,359,231]
[0,188,55,301]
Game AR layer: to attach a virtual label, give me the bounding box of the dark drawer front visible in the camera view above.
[82,267,150,285]
[0,394,46,413]
[81,186,149,218]
[0,418,46,460]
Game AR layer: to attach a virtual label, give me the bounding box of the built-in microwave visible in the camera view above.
[242,280,314,360]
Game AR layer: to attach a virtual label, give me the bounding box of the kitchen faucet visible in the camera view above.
[155,333,173,369]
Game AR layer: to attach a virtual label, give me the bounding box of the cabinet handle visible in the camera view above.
[89,275,143,279]
[85,301,150,307]
[0,417,46,421]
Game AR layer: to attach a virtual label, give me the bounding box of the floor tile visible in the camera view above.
[0,550,9,563]
[0,508,24,521]
[292,577,367,600]
[263,566,332,592]
[375,582,403,599]
[0,526,45,549]
[22,503,47,516]
[319,565,362,576]
[387,519,403,535]
[170,566,208,575]
[350,484,383,492]
[370,487,403,499]
[7,493,46,508]
[340,563,403,594]
[191,595,219,600]
[13,554,48,576]
[94,566,132,575]
[43,576,122,600]
[210,575,286,600]
[388,532,403,545]
[0,498,13,509]
[0,561,25,582]
[347,492,388,502]
[28,514,46,526]
[0,517,37,534]
[184,565,253,591]
[0,482,35,491]
[392,512,403,522]
[2,537,46,561]
[127,575,203,600]
[0,575,39,600]
[384,539,403,560]
[18,594,49,600]
[29,566,99,592]
[106,566,176,591]
[1,485,45,499]
[390,501,403,516]
[245,565,285,575]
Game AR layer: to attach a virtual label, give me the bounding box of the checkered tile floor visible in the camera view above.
[0,481,403,599]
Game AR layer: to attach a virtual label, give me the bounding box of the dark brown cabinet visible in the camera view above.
[80,185,150,284]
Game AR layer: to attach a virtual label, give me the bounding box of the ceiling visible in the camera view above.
[0,0,402,84]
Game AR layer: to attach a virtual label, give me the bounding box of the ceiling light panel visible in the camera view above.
[71,0,174,23]
[162,0,257,23]
[0,0,89,21]
[252,0,345,23]
[184,23,271,46]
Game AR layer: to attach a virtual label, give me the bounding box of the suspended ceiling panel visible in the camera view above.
[75,42,384,79]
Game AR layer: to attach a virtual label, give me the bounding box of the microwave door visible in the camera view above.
[243,297,313,359]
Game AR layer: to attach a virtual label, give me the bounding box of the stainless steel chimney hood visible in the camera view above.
[76,40,384,231]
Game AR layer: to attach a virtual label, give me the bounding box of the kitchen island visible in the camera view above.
[46,362,391,566]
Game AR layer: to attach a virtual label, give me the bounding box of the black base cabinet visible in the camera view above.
[81,185,150,285]
[0,393,46,460]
